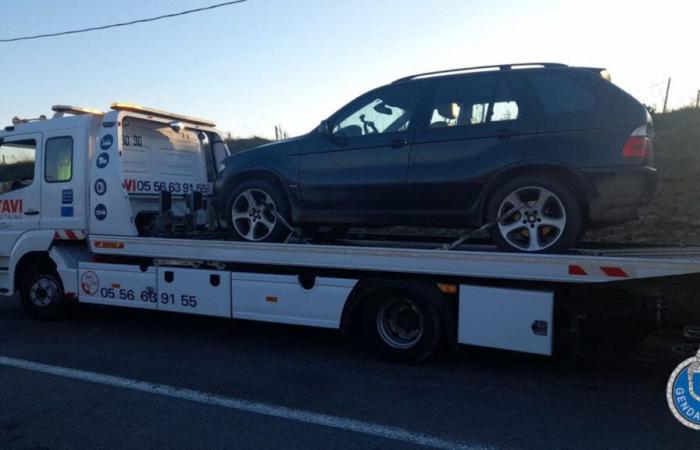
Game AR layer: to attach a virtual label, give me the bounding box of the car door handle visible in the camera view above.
[24,210,39,216]
[389,139,409,149]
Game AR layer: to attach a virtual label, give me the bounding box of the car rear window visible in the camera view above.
[526,72,596,115]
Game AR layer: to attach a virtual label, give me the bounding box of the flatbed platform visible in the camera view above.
[88,235,700,284]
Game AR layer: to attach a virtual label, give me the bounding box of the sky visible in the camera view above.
[1,0,699,138]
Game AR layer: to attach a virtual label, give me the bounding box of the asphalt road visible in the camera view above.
[0,296,698,449]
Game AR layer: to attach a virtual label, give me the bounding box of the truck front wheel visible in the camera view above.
[20,264,69,320]
[362,290,444,363]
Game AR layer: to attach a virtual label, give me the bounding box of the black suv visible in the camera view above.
[216,63,658,252]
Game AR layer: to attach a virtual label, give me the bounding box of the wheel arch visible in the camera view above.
[14,251,56,291]
[478,162,591,224]
[219,169,296,219]
[340,278,457,346]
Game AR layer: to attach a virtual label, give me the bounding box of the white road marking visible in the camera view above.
[0,355,491,450]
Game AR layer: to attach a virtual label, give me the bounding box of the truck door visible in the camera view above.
[40,133,84,232]
[0,133,42,258]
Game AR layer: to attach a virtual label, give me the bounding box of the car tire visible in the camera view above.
[486,175,583,253]
[226,179,291,242]
[20,263,71,320]
[362,290,443,363]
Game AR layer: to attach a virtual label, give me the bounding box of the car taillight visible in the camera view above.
[622,125,653,159]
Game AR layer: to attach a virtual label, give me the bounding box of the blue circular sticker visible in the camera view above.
[94,204,108,221]
[96,152,110,169]
[667,352,700,430]
[100,134,114,150]
[94,179,107,196]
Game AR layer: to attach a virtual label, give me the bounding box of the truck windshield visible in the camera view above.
[0,139,36,195]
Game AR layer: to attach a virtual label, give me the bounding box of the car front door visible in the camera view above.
[406,73,537,223]
[0,133,42,259]
[299,82,426,222]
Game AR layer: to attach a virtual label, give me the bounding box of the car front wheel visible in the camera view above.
[486,176,583,253]
[226,180,291,242]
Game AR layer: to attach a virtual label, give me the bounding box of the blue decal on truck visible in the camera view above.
[61,206,74,217]
[94,179,107,196]
[62,189,73,204]
[100,134,113,150]
[96,153,110,169]
[94,204,107,221]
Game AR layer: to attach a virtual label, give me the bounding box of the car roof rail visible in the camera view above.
[392,62,568,83]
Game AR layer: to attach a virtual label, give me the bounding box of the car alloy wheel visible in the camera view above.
[231,188,278,241]
[496,186,567,252]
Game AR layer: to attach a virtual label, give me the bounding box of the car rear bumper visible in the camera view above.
[581,166,659,223]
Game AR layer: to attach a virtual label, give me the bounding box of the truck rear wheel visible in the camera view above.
[20,263,70,320]
[362,290,443,363]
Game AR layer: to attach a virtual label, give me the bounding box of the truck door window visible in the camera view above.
[0,139,36,194]
[44,137,73,183]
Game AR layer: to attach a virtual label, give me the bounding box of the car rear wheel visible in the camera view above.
[226,180,291,242]
[486,175,583,253]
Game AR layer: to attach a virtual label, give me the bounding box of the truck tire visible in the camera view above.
[486,175,583,253]
[19,263,70,320]
[226,179,291,243]
[362,289,443,363]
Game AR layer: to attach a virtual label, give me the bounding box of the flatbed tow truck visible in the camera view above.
[1,104,698,362]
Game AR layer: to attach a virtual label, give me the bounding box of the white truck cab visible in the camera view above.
[0,104,229,294]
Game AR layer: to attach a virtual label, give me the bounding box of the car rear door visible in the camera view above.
[406,73,537,221]
[299,83,426,220]
[0,133,42,258]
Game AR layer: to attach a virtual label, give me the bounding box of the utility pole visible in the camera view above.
[663,77,672,113]
[696,89,699,109]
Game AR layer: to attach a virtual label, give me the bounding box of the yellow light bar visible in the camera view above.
[111,102,216,127]
[52,105,105,116]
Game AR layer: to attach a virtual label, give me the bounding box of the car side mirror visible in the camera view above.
[318,120,331,137]
[318,120,346,145]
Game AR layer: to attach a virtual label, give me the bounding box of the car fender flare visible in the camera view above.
[477,161,591,224]
[219,168,298,218]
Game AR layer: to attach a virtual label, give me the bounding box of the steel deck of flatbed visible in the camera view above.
[88,235,700,284]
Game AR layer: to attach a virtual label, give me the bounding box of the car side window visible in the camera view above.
[428,76,500,129]
[0,139,36,194]
[44,137,73,183]
[331,84,421,138]
[525,72,596,114]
